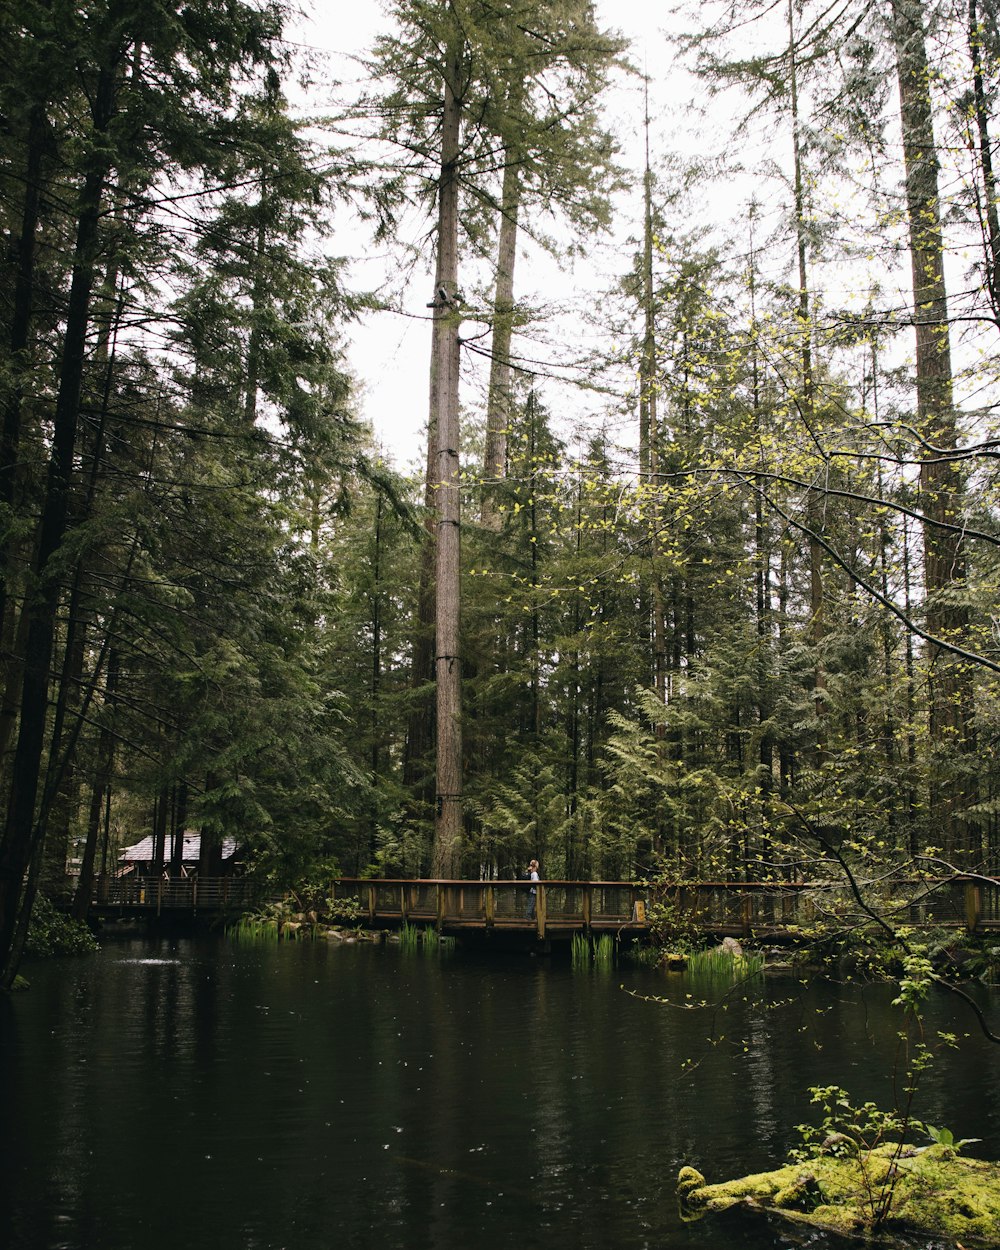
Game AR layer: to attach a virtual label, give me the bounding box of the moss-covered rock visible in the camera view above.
[678,1144,1000,1245]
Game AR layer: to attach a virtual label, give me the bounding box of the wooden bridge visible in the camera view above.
[327,875,1000,943]
[87,872,1000,941]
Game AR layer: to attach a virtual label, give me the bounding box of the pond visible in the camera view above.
[1,936,998,1250]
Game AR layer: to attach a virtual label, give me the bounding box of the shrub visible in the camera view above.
[25,894,99,957]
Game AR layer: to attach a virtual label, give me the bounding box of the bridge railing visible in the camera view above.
[649,877,1000,932]
[93,875,256,912]
[88,872,1000,930]
[330,878,649,936]
[328,875,1000,938]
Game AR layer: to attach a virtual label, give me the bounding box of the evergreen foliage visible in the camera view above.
[0,0,998,983]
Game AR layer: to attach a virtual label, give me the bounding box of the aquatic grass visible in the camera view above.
[231,917,281,943]
[571,933,618,969]
[399,922,455,954]
[571,933,591,968]
[399,921,421,952]
[593,934,616,968]
[685,945,765,988]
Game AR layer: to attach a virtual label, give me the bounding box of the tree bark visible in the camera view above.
[431,38,464,879]
[481,144,520,529]
[640,99,668,711]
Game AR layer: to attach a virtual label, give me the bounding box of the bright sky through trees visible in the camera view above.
[289,0,682,467]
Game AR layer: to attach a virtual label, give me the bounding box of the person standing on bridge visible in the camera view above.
[526,860,539,920]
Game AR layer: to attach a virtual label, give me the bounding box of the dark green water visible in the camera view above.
[1,937,998,1250]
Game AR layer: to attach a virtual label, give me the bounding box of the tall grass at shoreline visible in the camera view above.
[572,933,617,969]
[684,945,764,989]
[399,922,455,954]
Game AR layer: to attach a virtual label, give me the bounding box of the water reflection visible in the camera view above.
[1,938,997,1250]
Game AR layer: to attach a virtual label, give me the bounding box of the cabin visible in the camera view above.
[118,833,239,878]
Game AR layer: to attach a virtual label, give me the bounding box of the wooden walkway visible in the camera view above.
[86,872,1000,941]
[329,875,1000,943]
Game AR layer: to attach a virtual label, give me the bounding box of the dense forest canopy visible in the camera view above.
[0,0,998,983]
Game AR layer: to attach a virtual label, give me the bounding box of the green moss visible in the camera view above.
[678,1145,1000,1245]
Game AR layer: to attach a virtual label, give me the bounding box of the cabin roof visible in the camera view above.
[119,833,237,862]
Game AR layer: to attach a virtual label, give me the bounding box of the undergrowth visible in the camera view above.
[25,894,99,957]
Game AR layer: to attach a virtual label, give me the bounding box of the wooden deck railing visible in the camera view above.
[87,872,1000,936]
[93,875,257,913]
[328,875,1000,940]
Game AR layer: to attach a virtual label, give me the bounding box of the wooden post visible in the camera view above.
[400,885,407,921]
[965,882,981,933]
[536,883,547,940]
[741,894,752,939]
[436,883,445,933]
[367,884,376,924]
[582,883,592,933]
[485,885,494,929]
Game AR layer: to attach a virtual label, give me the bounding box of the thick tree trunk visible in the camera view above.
[402,271,440,798]
[431,47,464,879]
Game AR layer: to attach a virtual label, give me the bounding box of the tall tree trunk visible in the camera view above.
[170,782,188,877]
[73,647,118,920]
[890,0,972,856]
[402,201,447,800]
[0,104,47,653]
[431,38,464,878]
[152,785,169,878]
[787,0,825,733]
[199,772,223,877]
[481,142,520,529]
[640,96,668,711]
[0,93,115,983]
[39,572,89,897]
[244,203,268,425]
[369,492,384,864]
[747,208,775,859]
